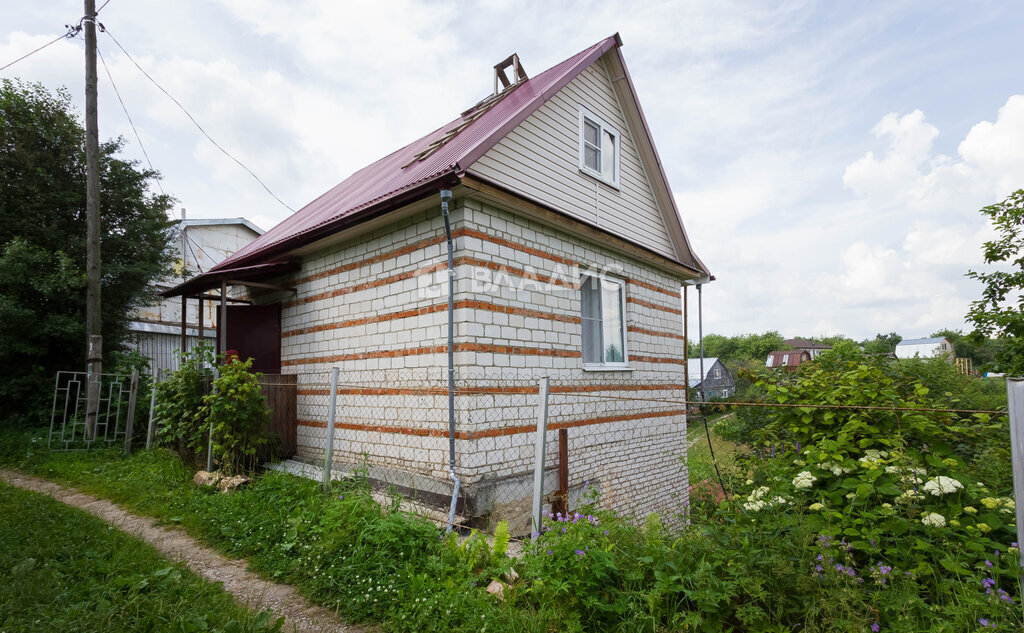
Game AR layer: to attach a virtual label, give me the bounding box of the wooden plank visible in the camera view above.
[259,373,297,459]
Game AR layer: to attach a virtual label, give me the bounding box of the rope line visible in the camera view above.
[96,41,165,196]
[0,26,78,73]
[101,25,295,213]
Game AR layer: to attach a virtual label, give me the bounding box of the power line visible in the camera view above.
[100,26,296,213]
[96,41,165,196]
[0,25,79,73]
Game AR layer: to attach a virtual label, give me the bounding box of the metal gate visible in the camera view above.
[49,370,140,451]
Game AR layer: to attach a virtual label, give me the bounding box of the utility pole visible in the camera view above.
[83,0,103,440]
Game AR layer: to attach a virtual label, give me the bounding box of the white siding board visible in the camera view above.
[470,56,675,258]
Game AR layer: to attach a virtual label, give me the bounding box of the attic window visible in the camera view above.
[578,106,619,187]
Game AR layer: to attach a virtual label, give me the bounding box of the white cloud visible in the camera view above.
[958,94,1024,198]
[841,110,939,202]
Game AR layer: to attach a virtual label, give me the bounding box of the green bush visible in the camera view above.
[202,356,268,474]
[153,344,214,463]
[155,346,269,473]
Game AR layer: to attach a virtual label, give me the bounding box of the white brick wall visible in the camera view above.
[274,198,690,526]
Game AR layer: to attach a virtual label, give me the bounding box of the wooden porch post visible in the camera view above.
[180,295,187,355]
[219,280,227,356]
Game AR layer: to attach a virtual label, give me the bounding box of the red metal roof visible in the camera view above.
[211,35,621,274]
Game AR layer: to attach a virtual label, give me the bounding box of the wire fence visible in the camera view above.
[134,358,1014,538]
[265,369,689,535]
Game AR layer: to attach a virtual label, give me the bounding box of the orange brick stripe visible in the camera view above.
[293,234,446,286]
[285,262,445,308]
[296,383,687,397]
[457,227,577,268]
[457,299,581,324]
[282,304,449,338]
[282,342,582,367]
[627,296,682,315]
[631,355,685,365]
[283,342,683,367]
[628,325,685,341]
[456,256,577,289]
[297,407,686,439]
[627,277,680,300]
[281,299,580,339]
[461,228,682,300]
[284,225,681,303]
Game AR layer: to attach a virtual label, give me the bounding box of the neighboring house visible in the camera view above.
[766,349,812,370]
[128,217,263,376]
[687,357,734,400]
[783,338,832,359]
[895,337,954,361]
[163,35,709,525]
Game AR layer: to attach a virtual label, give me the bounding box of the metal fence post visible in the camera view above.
[323,367,340,492]
[1007,378,1024,607]
[146,370,158,449]
[123,370,139,454]
[531,376,550,539]
[206,366,219,472]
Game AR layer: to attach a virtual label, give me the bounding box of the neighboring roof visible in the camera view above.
[896,337,948,346]
[178,218,265,235]
[766,349,810,368]
[181,34,706,293]
[784,338,832,350]
[687,357,722,386]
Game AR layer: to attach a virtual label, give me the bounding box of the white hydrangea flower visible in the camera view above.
[743,499,766,512]
[792,471,817,489]
[921,513,946,528]
[922,476,963,496]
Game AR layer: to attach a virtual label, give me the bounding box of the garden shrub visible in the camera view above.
[153,344,215,462]
[154,346,269,473]
[202,356,268,474]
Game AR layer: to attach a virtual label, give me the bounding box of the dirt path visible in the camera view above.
[688,412,733,449]
[0,470,365,633]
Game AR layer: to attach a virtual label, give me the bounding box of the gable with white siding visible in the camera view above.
[469,52,677,260]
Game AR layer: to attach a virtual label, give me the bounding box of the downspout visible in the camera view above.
[440,189,461,532]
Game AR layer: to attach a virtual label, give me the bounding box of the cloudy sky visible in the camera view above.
[3,1,1023,341]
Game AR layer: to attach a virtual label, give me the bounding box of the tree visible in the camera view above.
[966,189,1024,376]
[0,79,176,425]
[861,332,902,356]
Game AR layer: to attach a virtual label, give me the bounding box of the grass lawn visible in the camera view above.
[0,481,282,633]
[686,418,747,485]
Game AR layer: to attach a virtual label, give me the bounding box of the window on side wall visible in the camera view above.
[579,106,620,187]
[580,274,628,369]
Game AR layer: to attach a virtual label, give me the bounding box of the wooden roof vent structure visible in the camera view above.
[493,53,528,95]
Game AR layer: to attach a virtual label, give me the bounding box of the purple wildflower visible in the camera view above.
[986,560,993,568]
[603,530,609,536]
[546,550,553,555]
[871,622,880,632]
[338,494,344,500]
[574,549,586,557]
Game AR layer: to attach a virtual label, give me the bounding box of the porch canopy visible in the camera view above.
[159,259,299,370]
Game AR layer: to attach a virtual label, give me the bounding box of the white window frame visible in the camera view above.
[578,106,620,188]
[580,272,630,371]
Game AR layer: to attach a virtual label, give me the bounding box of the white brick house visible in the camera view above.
[164,34,710,527]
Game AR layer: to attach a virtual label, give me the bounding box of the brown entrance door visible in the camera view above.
[224,304,282,374]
